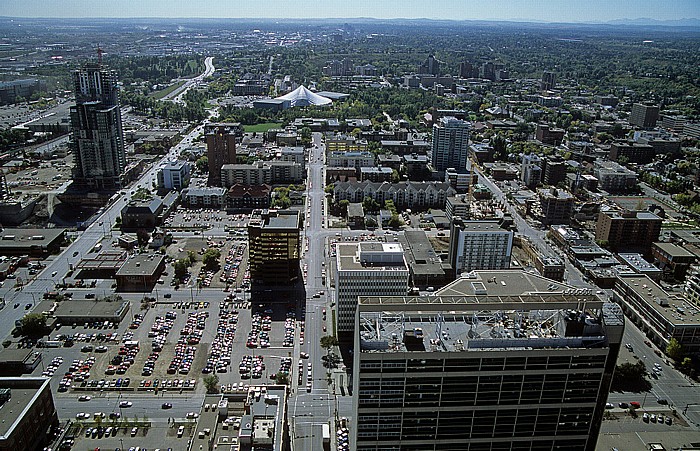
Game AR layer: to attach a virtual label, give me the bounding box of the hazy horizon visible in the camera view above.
[1,0,698,23]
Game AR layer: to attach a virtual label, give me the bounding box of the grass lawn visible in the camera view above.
[243,122,283,133]
[149,80,186,100]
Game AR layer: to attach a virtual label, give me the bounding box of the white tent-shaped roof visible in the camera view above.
[275,85,332,107]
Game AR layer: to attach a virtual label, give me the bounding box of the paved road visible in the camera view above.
[290,134,334,451]
[57,392,205,421]
[473,166,588,287]
[605,317,700,427]
[162,56,215,104]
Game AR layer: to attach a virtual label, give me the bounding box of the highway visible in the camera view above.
[162,56,215,104]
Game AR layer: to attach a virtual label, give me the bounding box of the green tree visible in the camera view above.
[203,374,220,394]
[174,259,188,279]
[195,156,208,172]
[274,372,290,385]
[681,357,693,373]
[666,338,684,362]
[614,360,646,382]
[186,251,197,264]
[387,215,401,229]
[362,196,380,213]
[19,313,48,337]
[202,249,221,271]
[320,335,339,350]
[338,200,350,216]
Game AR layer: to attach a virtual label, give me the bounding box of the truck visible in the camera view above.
[322,423,330,449]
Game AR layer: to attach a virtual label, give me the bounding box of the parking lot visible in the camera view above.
[163,208,250,233]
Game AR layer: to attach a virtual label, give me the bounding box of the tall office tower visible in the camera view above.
[418,54,441,76]
[629,103,660,129]
[431,116,470,175]
[541,71,556,91]
[335,242,410,335]
[247,209,300,286]
[353,270,624,451]
[70,63,126,191]
[448,217,513,275]
[205,123,238,186]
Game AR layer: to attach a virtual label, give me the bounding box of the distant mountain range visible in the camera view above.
[605,17,700,27]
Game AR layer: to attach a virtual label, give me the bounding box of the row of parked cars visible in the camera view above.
[202,309,237,374]
[58,357,96,392]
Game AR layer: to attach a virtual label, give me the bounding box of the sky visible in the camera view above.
[0,0,698,23]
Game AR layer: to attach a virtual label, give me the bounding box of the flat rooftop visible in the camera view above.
[616,274,700,326]
[0,378,50,438]
[54,300,129,319]
[400,231,444,277]
[653,241,696,259]
[116,254,164,276]
[76,250,128,271]
[337,242,407,272]
[249,210,299,230]
[0,228,65,248]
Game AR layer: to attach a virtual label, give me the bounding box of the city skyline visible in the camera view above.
[1,0,699,23]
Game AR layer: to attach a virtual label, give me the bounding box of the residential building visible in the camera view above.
[0,79,45,105]
[541,71,556,91]
[445,195,470,222]
[593,161,637,193]
[661,115,686,134]
[380,139,431,156]
[596,210,662,255]
[403,154,430,180]
[418,54,441,75]
[521,154,542,188]
[333,181,455,210]
[205,123,240,186]
[629,103,659,128]
[616,274,700,356]
[325,138,368,153]
[360,167,393,183]
[617,253,663,280]
[157,160,191,190]
[226,184,271,210]
[0,378,59,451]
[542,159,567,186]
[536,124,565,146]
[445,168,477,193]
[651,242,696,280]
[327,151,375,174]
[448,218,513,275]
[353,270,624,451]
[220,161,303,187]
[335,242,409,334]
[609,141,655,164]
[180,187,227,209]
[247,209,300,285]
[537,188,574,225]
[70,62,126,192]
[431,116,471,175]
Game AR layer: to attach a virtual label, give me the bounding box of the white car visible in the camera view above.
[119,401,133,408]
[78,395,91,402]
[306,382,312,392]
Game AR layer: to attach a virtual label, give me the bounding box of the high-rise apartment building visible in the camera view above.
[541,71,556,91]
[629,103,659,129]
[419,54,441,76]
[247,209,300,286]
[353,270,624,451]
[205,123,240,186]
[70,63,126,191]
[448,218,513,275]
[431,116,470,175]
[335,242,410,334]
[595,209,662,255]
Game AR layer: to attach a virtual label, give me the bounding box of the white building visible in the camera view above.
[431,116,470,174]
[157,160,191,190]
[448,218,513,274]
[220,161,303,187]
[327,151,375,172]
[335,242,410,334]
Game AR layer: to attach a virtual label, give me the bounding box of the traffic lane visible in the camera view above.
[56,393,203,420]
